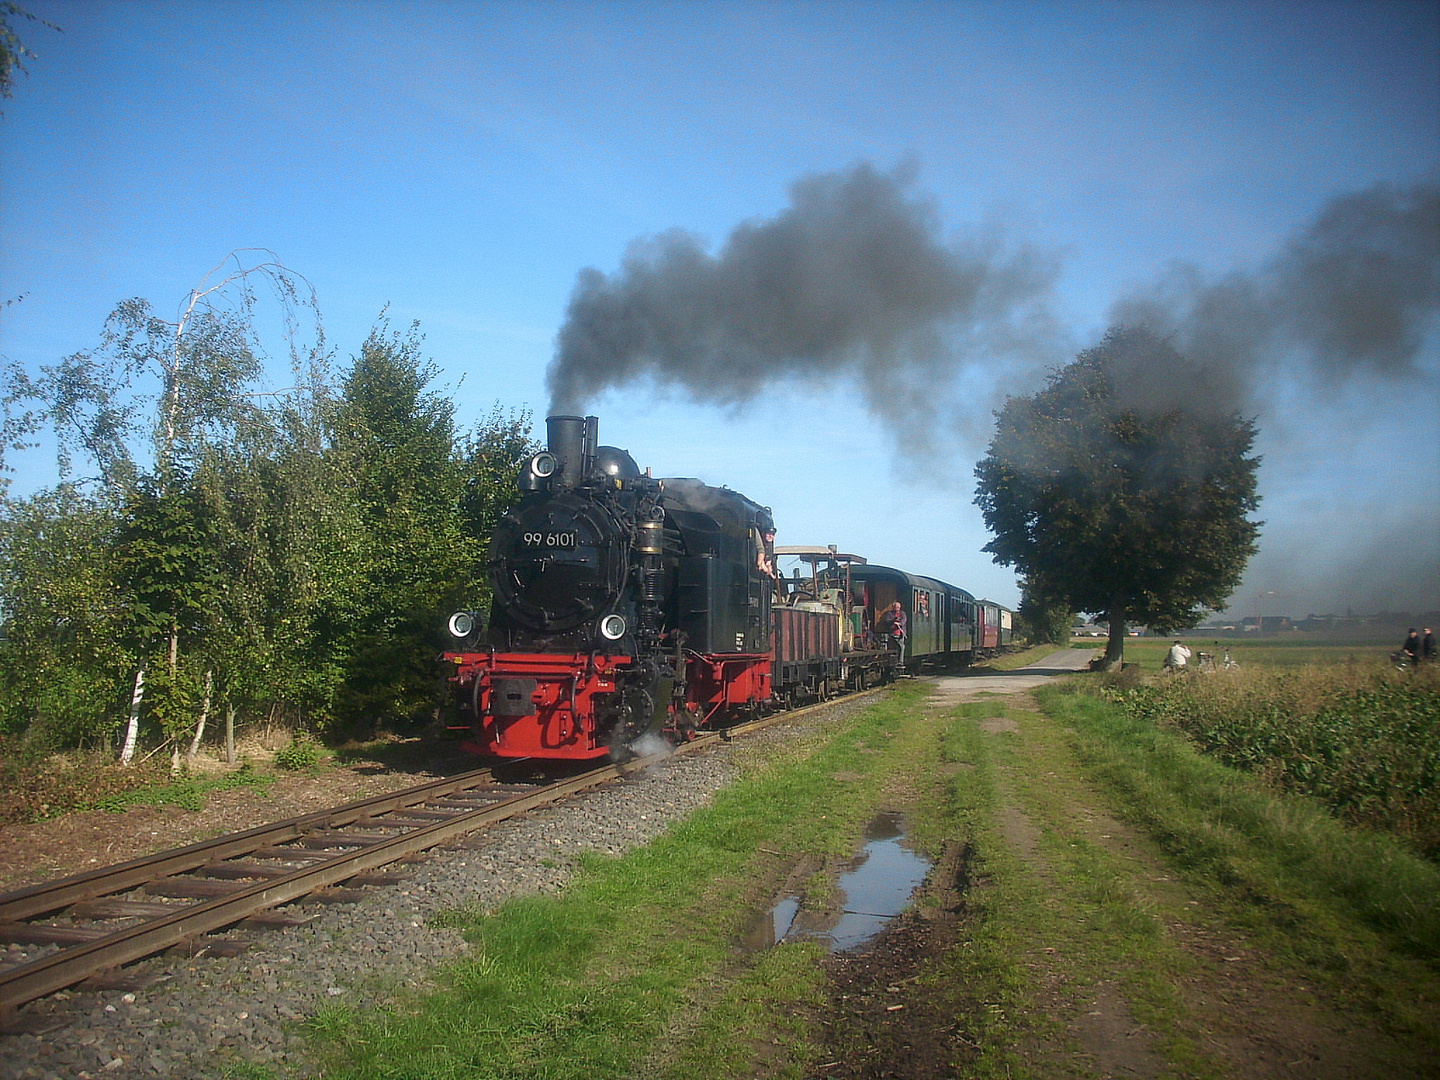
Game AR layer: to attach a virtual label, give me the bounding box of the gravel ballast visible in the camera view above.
[1,699,865,1080]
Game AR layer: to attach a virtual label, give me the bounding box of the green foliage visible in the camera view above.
[1102,665,1440,859]
[93,765,274,812]
[1042,682,1440,964]
[975,326,1262,661]
[0,264,535,756]
[274,732,324,771]
[0,2,58,106]
[1016,577,1071,644]
[0,485,132,745]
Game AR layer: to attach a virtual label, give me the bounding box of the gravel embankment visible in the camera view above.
[2,699,861,1080]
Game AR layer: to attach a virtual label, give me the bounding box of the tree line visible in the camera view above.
[0,255,537,761]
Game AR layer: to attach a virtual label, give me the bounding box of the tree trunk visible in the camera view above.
[1104,605,1128,671]
[120,667,145,766]
[188,669,213,762]
[225,703,237,766]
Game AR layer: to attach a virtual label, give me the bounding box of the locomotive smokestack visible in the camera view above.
[546,414,591,488]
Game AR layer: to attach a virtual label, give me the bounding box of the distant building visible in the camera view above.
[1241,616,1293,632]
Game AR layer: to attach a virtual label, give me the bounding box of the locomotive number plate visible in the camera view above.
[522,530,578,550]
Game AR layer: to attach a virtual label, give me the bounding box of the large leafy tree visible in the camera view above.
[974,326,1262,668]
[0,254,329,754]
[326,320,468,728]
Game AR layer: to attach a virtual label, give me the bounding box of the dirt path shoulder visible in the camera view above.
[808,651,1439,1079]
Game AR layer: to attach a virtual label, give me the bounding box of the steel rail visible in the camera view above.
[0,766,508,924]
[0,762,639,1014]
[0,685,888,1016]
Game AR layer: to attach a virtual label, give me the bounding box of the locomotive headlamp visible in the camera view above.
[599,614,627,641]
[447,611,476,639]
[530,452,558,478]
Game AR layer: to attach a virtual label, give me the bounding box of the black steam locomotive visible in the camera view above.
[443,415,1007,761]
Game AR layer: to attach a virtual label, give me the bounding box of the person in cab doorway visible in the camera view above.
[878,601,906,656]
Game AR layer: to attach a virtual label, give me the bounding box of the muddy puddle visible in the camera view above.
[750,812,933,953]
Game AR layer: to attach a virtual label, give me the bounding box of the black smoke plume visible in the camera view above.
[1108,179,1440,617]
[1111,179,1440,396]
[546,166,1439,616]
[547,162,1061,433]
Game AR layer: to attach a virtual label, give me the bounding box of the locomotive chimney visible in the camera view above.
[546,415,586,487]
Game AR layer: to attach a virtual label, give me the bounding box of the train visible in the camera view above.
[441,415,1015,761]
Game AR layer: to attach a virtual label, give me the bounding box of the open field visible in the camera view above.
[1075,634,1410,670]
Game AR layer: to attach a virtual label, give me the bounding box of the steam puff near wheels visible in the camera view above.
[442,415,1013,762]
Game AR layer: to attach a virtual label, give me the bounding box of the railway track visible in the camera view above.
[0,689,881,1024]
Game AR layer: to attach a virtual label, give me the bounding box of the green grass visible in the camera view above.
[1038,682,1440,981]
[1112,635,1400,670]
[973,643,1064,671]
[303,684,944,1080]
[91,765,276,812]
[931,699,1225,1078]
[1101,663,1440,858]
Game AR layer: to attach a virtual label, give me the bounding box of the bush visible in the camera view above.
[1102,664,1440,859]
[274,732,324,771]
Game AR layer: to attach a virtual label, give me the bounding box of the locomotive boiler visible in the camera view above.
[443,415,777,760]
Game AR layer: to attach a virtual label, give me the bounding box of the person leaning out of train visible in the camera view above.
[756,528,777,578]
[1163,639,1192,672]
[877,602,906,654]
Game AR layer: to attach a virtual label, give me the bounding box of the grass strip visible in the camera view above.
[302,685,941,1080]
[1038,683,1440,960]
[930,699,1225,1079]
[1037,682,1440,1045]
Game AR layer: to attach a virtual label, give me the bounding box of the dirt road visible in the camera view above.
[811,649,1439,1080]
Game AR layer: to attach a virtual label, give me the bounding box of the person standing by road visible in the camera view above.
[1423,627,1436,664]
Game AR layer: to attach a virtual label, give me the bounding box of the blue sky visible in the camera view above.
[2,0,1437,619]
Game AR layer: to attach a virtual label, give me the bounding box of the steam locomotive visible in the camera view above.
[441,415,1012,761]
